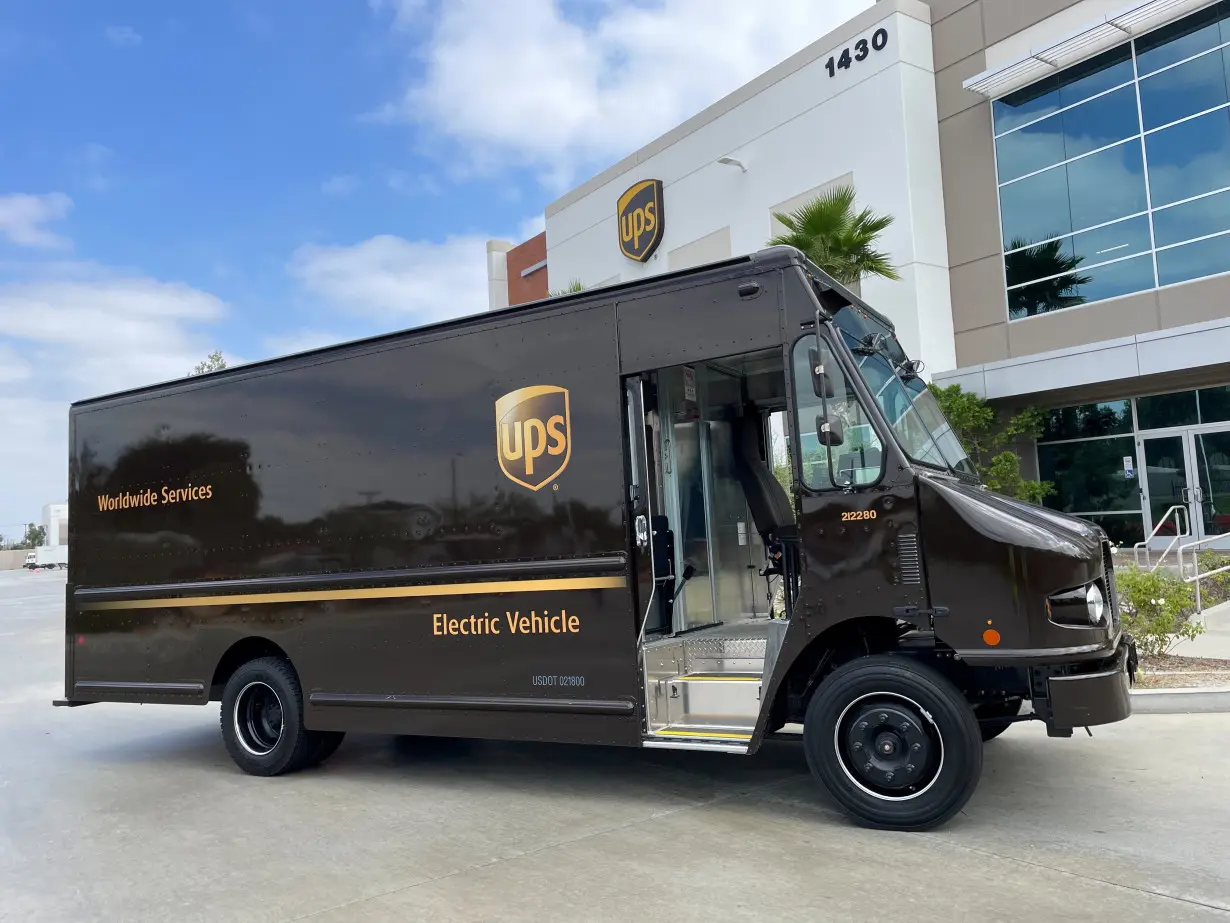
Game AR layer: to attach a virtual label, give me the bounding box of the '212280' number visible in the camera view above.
[841,510,878,522]
[825,28,889,77]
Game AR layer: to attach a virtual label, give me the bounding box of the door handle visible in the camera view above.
[635,514,650,550]
[1181,487,1191,503]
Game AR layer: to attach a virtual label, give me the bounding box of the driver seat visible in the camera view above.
[730,407,797,578]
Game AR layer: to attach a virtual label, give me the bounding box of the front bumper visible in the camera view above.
[1039,634,1137,731]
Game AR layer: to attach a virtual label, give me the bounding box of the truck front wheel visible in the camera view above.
[803,655,983,831]
[220,657,319,776]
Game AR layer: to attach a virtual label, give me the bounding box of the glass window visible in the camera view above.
[1135,5,1226,77]
[999,165,1072,248]
[1008,253,1154,319]
[1063,85,1141,159]
[1005,217,1151,289]
[1139,48,1230,131]
[1156,232,1230,286]
[1038,435,1141,513]
[1152,188,1230,247]
[1042,401,1133,440]
[1005,238,1077,289]
[1080,253,1156,302]
[1137,390,1199,429]
[1200,385,1230,423]
[995,86,1139,184]
[1072,215,1153,267]
[1146,108,1230,207]
[1081,513,1145,547]
[996,115,1066,183]
[1058,45,1135,108]
[1067,141,1148,231]
[792,338,885,491]
[994,77,1060,136]
[993,12,1230,320]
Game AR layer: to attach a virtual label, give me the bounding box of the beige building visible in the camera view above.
[927,0,1230,550]
[488,0,1230,549]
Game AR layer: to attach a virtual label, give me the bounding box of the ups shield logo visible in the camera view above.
[495,386,571,491]
[617,179,664,262]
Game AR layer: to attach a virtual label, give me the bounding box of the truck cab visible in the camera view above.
[620,248,1136,828]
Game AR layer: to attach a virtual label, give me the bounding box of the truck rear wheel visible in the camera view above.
[220,656,317,776]
[803,655,983,831]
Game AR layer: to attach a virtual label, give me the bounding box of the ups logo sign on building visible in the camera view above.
[495,385,571,491]
[617,179,664,262]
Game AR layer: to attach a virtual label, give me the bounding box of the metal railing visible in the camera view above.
[1178,534,1230,619]
[1133,504,1190,571]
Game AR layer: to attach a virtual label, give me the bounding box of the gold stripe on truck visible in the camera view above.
[78,575,627,611]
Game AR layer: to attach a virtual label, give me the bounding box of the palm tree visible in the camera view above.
[768,184,899,286]
[549,279,586,297]
[1003,237,1090,318]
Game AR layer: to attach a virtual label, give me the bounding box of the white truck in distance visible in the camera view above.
[24,546,67,570]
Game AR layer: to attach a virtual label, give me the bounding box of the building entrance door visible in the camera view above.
[1140,425,1230,550]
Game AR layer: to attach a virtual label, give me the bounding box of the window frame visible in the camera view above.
[789,331,890,495]
[991,5,1230,323]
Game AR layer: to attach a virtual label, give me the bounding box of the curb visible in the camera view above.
[1130,686,1230,714]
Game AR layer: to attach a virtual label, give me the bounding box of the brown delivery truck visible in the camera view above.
[56,246,1137,830]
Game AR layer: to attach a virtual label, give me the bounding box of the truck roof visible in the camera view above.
[70,245,884,411]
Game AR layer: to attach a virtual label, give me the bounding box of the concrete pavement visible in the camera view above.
[3,570,1229,922]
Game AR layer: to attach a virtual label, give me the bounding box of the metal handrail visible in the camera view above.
[1133,504,1190,570]
[1177,534,1230,617]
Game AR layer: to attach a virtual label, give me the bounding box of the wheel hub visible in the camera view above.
[836,694,942,801]
[234,681,284,757]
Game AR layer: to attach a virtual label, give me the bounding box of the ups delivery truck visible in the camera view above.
[56,246,1136,830]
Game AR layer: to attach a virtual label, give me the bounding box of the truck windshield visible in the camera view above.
[832,307,977,478]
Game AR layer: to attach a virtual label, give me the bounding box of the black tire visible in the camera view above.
[803,654,983,831]
[977,698,1023,742]
[305,731,346,767]
[220,656,316,777]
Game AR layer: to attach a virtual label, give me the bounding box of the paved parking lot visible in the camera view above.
[2,569,1229,922]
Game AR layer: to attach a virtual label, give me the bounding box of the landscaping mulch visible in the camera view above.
[1136,653,1230,689]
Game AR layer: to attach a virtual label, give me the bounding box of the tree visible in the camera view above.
[549,279,586,297]
[1004,237,1091,319]
[928,383,1053,504]
[191,350,227,375]
[768,183,900,286]
[6,523,48,549]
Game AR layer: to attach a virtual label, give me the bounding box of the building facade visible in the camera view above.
[486,0,1230,549]
[42,501,67,547]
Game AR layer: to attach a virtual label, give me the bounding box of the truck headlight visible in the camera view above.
[1085,583,1105,625]
[1047,582,1107,628]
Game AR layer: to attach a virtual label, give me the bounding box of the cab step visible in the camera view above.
[649,672,761,735]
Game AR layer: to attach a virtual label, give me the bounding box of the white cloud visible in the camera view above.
[374,0,874,189]
[0,342,32,383]
[321,174,359,197]
[104,25,142,47]
[289,233,491,322]
[0,192,73,248]
[0,266,228,531]
[518,214,546,241]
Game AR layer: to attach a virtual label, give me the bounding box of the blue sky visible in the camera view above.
[0,0,869,536]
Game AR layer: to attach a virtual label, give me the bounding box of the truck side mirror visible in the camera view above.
[816,413,845,447]
[852,332,887,356]
[899,358,925,380]
[808,347,835,398]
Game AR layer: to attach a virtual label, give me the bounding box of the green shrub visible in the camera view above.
[1195,551,1230,606]
[1115,563,1203,657]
